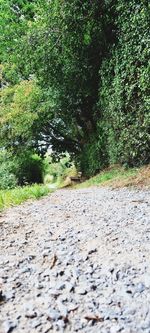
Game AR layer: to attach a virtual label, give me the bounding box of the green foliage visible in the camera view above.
[0,151,18,189]
[43,153,77,185]
[0,79,41,151]
[76,166,138,189]
[77,132,108,177]
[98,0,150,167]
[0,150,44,190]
[14,152,44,185]
[0,0,149,179]
[0,184,50,211]
[0,0,111,156]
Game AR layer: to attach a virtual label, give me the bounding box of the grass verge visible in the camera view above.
[76,165,150,189]
[0,184,51,211]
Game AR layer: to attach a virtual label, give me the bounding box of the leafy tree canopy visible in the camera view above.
[0,0,149,176]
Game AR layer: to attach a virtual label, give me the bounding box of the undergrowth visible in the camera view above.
[76,165,150,189]
[0,184,51,211]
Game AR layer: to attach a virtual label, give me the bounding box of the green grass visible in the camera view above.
[0,184,51,211]
[76,166,139,189]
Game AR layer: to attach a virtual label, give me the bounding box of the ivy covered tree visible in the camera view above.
[98,0,150,168]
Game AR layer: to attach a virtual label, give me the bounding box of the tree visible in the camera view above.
[0,79,41,151]
[0,0,149,176]
[1,0,112,156]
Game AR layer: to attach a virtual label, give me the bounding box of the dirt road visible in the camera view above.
[0,187,150,332]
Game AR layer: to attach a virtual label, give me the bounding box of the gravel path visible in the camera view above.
[0,187,150,333]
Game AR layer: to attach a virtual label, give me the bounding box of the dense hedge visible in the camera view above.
[80,0,150,175]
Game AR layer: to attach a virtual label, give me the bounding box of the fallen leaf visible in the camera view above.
[68,306,79,313]
[50,254,57,269]
[85,315,104,322]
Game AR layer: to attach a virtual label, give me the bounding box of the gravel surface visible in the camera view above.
[0,187,150,333]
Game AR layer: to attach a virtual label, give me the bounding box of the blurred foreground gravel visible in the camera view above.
[0,187,150,333]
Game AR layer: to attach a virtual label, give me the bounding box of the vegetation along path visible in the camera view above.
[0,186,150,333]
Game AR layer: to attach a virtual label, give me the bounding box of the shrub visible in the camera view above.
[0,151,18,190]
[0,150,44,190]
[15,152,44,185]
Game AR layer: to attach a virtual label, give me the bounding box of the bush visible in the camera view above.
[0,151,18,190]
[0,150,44,190]
[15,152,44,185]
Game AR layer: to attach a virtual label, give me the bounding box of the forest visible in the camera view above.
[0,0,150,190]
